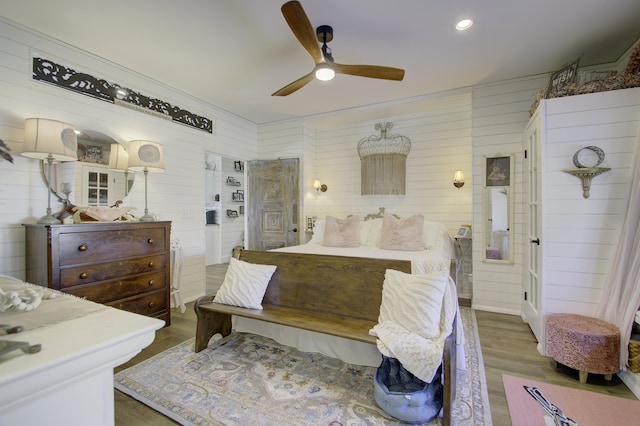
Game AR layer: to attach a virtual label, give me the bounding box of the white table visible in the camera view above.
[0,277,164,426]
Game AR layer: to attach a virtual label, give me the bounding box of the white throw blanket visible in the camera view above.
[369,276,463,383]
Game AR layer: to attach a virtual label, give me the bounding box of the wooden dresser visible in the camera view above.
[24,221,171,326]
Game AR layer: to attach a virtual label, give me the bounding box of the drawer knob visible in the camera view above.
[148,280,155,286]
[78,244,88,252]
[147,238,155,244]
[148,301,155,308]
[148,261,154,267]
[79,272,88,279]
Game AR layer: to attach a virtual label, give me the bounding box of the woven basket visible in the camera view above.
[629,340,640,373]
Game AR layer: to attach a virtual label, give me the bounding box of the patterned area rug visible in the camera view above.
[115,307,491,425]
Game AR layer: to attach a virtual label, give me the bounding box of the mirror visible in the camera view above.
[483,154,514,263]
[43,130,134,207]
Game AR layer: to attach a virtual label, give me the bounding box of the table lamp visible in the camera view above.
[108,143,130,196]
[127,140,165,221]
[21,118,78,224]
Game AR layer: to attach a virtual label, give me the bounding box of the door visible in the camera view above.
[247,158,300,250]
[523,111,544,349]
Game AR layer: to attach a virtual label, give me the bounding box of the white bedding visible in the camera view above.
[272,243,452,275]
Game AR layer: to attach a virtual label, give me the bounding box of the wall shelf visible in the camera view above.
[563,167,611,199]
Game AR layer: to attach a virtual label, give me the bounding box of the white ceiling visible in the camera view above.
[2,0,640,124]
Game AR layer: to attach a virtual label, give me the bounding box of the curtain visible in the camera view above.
[595,122,640,369]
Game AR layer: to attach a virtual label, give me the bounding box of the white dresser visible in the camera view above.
[0,275,164,426]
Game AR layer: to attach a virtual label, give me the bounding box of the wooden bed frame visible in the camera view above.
[195,249,457,425]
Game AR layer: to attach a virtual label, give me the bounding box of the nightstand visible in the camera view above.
[454,235,472,300]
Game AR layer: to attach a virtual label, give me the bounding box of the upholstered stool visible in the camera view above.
[546,313,620,384]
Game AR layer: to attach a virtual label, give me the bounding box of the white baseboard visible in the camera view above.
[471,303,521,316]
[618,369,640,399]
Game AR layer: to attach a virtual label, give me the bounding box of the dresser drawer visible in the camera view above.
[107,289,167,317]
[64,271,166,303]
[59,227,166,266]
[59,254,166,288]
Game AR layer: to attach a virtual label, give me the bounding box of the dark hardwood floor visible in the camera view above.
[114,264,637,425]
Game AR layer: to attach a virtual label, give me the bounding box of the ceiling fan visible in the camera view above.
[272,1,405,96]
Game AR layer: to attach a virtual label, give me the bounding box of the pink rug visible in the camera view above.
[503,374,640,425]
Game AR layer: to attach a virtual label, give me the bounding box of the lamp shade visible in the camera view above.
[108,143,129,171]
[453,170,465,189]
[127,140,165,173]
[21,118,78,161]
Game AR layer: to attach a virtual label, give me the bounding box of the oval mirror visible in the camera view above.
[43,130,134,207]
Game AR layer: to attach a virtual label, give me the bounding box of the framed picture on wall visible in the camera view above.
[485,156,511,187]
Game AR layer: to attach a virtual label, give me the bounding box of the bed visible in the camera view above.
[233,210,463,369]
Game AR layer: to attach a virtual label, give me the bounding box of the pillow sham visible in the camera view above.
[377,268,447,339]
[423,221,445,250]
[380,214,425,251]
[322,215,361,247]
[308,219,326,244]
[212,257,276,310]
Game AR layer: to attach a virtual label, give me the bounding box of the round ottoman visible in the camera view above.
[545,313,620,384]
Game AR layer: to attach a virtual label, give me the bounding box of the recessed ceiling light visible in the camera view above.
[456,19,473,31]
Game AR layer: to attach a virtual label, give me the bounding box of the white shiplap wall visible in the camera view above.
[540,88,640,315]
[0,18,257,303]
[299,92,473,234]
[471,75,550,315]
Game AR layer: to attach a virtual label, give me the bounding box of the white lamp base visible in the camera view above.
[37,212,61,224]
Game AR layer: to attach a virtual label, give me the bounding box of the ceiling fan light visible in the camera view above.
[456,18,473,31]
[315,64,335,81]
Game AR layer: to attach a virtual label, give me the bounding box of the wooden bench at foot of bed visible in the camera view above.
[194,249,457,425]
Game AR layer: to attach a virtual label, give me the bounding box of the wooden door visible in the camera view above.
[247,158,300,251]
[523,108,545,349]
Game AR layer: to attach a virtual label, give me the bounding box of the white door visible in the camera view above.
[523,110,545,351]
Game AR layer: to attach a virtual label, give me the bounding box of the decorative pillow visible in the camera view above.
[365,218,384,247]
[359,219,374,246]
[212,258,276,310]
[423,221,445,250]
[308,219,326,244]
[377,269,447,339]
[380,214,425,251]
[322,215,361,247]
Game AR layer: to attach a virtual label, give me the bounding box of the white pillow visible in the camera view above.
[322,215,360,248]
[212,258,276,310]
[377,268,447,339]
[308,219,326,244]
[359,219,373,246]
[365,218,384,247]
[423,221,445,250]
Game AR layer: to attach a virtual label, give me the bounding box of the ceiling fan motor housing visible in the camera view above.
[316,25,333,43]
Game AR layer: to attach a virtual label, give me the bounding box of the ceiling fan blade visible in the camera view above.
[281,1,324,64]
[334,64,405,81]
[271,71,315,96]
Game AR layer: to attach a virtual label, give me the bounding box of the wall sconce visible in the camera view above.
[453,170,465,189]
[313,179,328,194]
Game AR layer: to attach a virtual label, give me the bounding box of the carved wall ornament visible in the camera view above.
[32,56,214,134]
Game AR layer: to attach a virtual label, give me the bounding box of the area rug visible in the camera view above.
[503,374,640,425]
[114,307,491,425]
